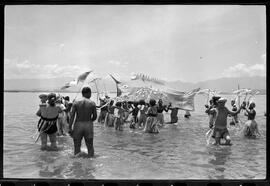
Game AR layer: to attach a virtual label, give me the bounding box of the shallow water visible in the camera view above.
[3,92,266,179]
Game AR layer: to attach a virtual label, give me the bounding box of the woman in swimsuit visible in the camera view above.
[36,93,62,150]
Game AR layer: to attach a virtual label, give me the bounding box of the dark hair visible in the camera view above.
[64,96,70,101]
[82,86,91,95]
[110,100,114,105]
[133,101,138,107]
[149,99,156,107]
[116,102,122,107]
[139,99,145,105]
[47,93,56,106]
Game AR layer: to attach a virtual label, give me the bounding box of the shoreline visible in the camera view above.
[4,90,116,94]
[4,90,266,95]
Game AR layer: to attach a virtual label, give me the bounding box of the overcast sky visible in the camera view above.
[4,5,266,83]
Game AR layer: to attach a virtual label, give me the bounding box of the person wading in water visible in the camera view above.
[69,87,97,158]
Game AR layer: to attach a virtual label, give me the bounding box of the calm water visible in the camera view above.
[3,92,266,179]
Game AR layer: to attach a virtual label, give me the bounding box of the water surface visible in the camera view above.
[3,92,266,179]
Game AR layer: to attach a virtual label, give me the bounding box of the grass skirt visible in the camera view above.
[105,113,115,127]
[243,120,258,138]
[144,116,159,133]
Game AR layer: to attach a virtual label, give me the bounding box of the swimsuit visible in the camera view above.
[38,115,58,134]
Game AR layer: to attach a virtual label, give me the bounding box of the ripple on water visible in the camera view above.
[3,92,267,179]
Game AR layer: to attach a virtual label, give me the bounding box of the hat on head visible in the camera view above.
[217,97,227,103]
[212,96,221,102]
[249,101,256,108]
[39,93,48,99]
[47,93,56,101]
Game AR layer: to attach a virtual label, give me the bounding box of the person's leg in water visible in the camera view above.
[72,123,84,155]
[142,114,147,128]
[224,135,231,145]
[48,133,57,150]
[214,137,220,145]
[213,130,221,145]
[84,123,94,157]
[223,129,231,145]
[40,133,48,150]
[85,138,94,157]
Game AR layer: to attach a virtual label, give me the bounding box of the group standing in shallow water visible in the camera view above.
[35,87,263,157]
[205,96,261,145]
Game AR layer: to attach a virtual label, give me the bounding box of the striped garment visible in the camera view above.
[37,115,58,134]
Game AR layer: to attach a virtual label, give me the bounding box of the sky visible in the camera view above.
[4,5,266,83]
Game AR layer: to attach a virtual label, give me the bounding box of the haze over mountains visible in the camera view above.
[4,76,266,94]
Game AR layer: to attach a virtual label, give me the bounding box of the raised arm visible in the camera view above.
[226,106,241,116]
[243,107,252,115]
[164,105,169,112]
[98,101,110,109]
[206,107,216,115]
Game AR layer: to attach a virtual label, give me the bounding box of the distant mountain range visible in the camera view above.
[4,76,266,94]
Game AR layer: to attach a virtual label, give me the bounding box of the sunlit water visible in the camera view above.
[3,92,266,179]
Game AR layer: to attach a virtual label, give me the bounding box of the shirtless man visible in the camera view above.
[69,87,97,157]
[208,98,243,145]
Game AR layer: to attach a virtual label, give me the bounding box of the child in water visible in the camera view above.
[208,98,243,145]
[242,102,261,138]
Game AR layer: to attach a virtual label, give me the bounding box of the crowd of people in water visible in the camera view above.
[35,86,263,157]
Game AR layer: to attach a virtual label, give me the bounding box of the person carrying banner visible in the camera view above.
[97,97,108,124]
[144,99,159,133]
[167,103,179,124]
[156,99,168,126]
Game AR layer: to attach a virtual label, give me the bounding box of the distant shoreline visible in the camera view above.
[4,89,266,95]
[4,90,116,94]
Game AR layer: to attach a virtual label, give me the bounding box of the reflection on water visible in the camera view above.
[3,92,267,179]
[208,146,232,179]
